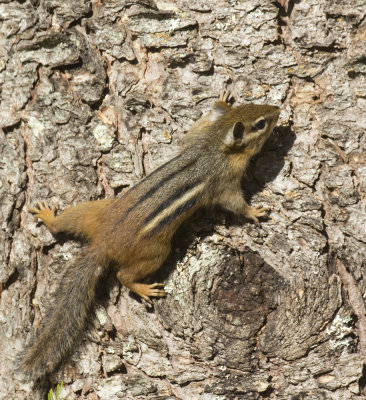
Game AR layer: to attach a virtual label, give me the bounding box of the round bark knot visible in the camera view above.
[211,251,284,339]
[157,245,286,370]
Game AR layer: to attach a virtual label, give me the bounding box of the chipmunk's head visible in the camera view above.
[210,101,280,157]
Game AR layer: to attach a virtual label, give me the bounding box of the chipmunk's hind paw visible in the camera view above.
[29,201,56,223]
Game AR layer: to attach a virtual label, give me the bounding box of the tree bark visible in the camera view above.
[1,0,366,399]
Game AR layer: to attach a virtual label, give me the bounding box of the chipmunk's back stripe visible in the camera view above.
[144,180,200,225]
[149,196,199,236]
[127,159,195,216]
[140,181,205,235]
[115,154,198,226]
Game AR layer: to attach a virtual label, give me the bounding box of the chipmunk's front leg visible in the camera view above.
[217,191,269,223]
[219,87,231,104]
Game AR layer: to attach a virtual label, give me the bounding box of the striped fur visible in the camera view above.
[116,154,196,225]
[141,180,206,236]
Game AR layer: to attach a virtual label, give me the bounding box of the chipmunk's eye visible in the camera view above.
[254,119,266,130]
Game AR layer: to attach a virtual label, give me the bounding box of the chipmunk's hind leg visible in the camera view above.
[117,260,167,304]
[126,281,166,304]
[29,202,58,233]
[30,199,117,237]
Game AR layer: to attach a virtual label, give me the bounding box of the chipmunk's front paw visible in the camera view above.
[219,87,231,104]
[245,205,269,224]
[29,202,56,224]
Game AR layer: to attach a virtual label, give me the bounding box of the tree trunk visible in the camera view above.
[1,0,366,399]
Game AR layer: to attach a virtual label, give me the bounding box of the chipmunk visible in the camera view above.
[21,91,280,379]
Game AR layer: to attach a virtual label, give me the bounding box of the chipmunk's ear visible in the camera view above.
[224,121,245,147]
[208,100,231,122]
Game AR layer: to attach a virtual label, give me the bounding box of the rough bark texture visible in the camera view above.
[1,0,366,399]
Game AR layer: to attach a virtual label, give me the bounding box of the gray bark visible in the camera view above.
[1,0,366,399]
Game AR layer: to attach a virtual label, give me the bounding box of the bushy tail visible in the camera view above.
[21,250,104,379]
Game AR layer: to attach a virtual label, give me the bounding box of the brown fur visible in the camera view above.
[22,96,280,378]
